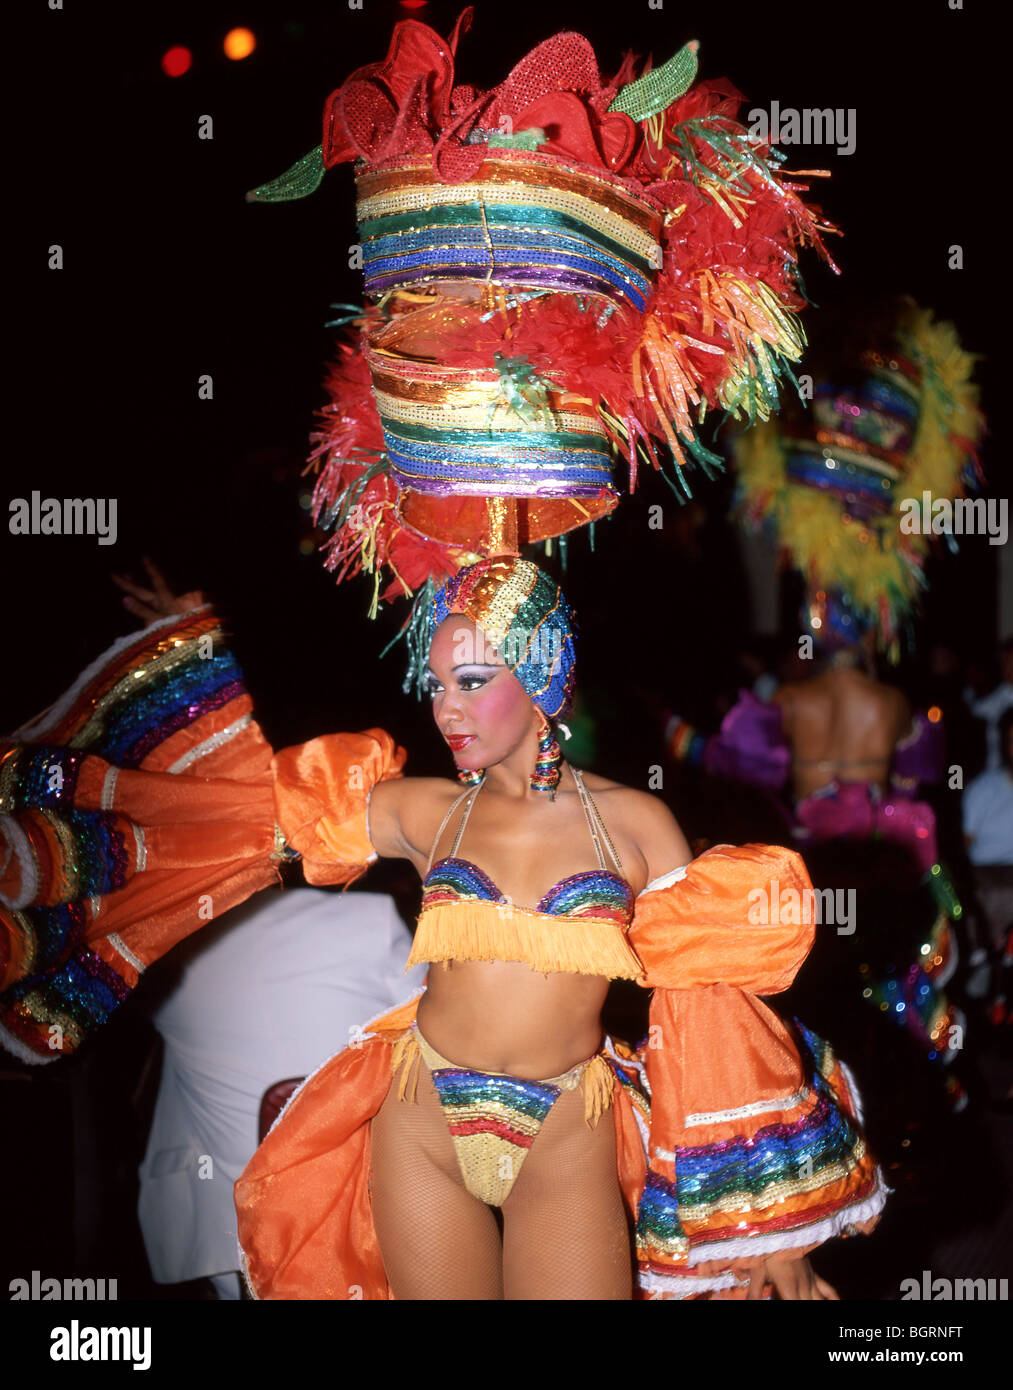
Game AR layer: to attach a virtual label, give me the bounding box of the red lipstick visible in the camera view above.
[445,734,475,750]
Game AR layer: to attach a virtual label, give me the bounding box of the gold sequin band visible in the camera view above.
[271,823,298,862]
[356,154,663,312]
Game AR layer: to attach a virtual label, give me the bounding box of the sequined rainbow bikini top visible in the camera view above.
[405,768,644,980]
[422,856,634,922]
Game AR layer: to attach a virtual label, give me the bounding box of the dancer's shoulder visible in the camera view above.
[369,774,465,859]
[576,772,692,879]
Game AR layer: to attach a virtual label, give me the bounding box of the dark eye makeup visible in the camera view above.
[425,666,498,696]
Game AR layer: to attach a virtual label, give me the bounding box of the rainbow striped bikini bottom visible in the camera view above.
[390,1024,615,1207]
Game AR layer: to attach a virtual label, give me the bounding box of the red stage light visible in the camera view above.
[161,45,193,78]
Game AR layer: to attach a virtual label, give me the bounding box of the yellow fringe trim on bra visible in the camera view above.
[406,899,644,979]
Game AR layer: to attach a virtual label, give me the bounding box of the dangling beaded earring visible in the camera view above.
[530,708,563,798]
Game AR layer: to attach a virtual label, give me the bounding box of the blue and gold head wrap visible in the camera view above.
[428,557,576,721]
[802,586,872,653]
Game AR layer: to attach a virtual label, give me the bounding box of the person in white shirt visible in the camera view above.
[137,886,426,1299]
[963,708,1013,957]
[965,639,1013,772]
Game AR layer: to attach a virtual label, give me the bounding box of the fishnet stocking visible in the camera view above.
[501,1082,633,1299]
[369,1065,505,1299]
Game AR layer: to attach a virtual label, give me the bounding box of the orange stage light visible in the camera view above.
[224,27,257,61]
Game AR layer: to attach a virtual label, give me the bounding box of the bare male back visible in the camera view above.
[775,664,912,800]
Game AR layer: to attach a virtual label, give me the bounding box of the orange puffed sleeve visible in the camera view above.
[630,842,815,993]
[272,730,406,886]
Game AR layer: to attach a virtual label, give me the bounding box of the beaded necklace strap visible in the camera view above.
[432,765,624,876]
[571,767,606,871]
[448,778,485,858]
[426,784,481,871]
[571,768,625,876]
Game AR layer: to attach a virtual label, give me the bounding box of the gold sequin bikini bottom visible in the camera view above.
[390,1024,614,1207]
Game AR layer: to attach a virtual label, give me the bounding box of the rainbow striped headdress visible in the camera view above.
[429,556,576,720]
[734,301,984,657]
[249,9,837,629]
[781,347,924,522]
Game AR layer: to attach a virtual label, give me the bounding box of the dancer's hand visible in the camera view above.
[746,1254,840,1300]
[110,556,206,625]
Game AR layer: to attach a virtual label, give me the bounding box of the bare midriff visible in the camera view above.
[415,957,610,1078]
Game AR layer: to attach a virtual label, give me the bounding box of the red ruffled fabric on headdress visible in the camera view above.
[323,17,640,184]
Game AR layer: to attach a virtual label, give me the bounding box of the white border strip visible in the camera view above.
[639,1268,745,1296]
[131,824,147,873]
[13,605,213,742]
[106,932,145,975]
[682,1082,813,1130]
[168,714,252,774]
[101,765,119,810]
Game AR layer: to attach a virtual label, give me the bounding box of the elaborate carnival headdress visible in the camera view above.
[732,300,985,657]
[248,6,837,688]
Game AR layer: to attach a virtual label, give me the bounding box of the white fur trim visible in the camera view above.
[685,1171,891,1267]
[0,814,38,910]
[0,1018,59,1065]
[638,863,689,897]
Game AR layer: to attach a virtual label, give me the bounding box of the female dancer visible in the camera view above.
[367,566,691,1300]
[232,556,886,1299]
